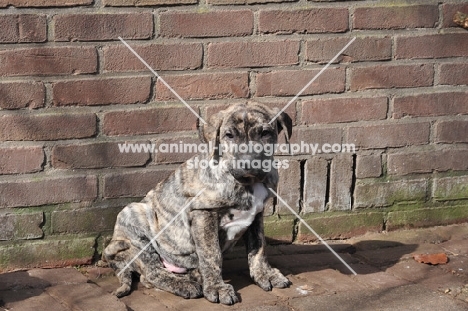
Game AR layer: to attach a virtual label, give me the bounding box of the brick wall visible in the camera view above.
[1,0,468,271]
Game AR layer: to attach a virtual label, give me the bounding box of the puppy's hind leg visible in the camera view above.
[113,267,133,298]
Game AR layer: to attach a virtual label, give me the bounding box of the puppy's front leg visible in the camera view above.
[244,212,291,291]
[190,209,239,305]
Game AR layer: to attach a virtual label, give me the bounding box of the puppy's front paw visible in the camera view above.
[174,281,203,299]
[252,268,291,291]
[203,283,239,305]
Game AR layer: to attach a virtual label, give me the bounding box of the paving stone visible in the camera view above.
[47,283,127,311]
[294,269,368,293]
[0,270,50,291]
[0,289,69,311]
[28,267,88,286]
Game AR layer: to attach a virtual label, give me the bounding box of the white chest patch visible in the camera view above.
[221,183,268,243]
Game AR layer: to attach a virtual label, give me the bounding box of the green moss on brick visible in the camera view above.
[264,215,295,244]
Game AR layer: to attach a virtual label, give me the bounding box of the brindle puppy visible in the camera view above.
[104,102,292,305]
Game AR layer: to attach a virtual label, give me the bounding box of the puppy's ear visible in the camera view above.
[198,110,225,159]
[273,109,293,144]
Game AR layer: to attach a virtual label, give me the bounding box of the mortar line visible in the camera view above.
[118,37,207,124]
[269,37,356,124]
[268,187,358,276]
[117,188,206,277]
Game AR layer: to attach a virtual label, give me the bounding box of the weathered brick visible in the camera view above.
[264,215,295,243]
[258,8,348,34]
[347,122,430,149]
[354,179,428,208]
[153,136,200,164]
[156,72,249,100]
[102,107,197,136]
[0,14,46,43]
[306,36,392,63]
[291,127,342,154]
[0,81,44,109]
[329,154,353,211]
[0,146,44,175]
[0,176,97,208]
[0,113,96,141]
[353,5,438,29]
[393,92,468,118]
[433,176,468,201]
[104,0,196,6]
[207,41,300,68]
[297,212,384,242]
[441,3,468,28]
[0,237,95,272]
[160,10,253,38]
[0,46,97,77]
[52,208,120,234]
[52,142,150,169]
[209,0,295,4]
[350,64,434,91]
[387,149,468,176]
[0,0,92,7]
[256,67,345,97]
[301,97,387,124]
[0,213,43,240]
[303,157,328,213]
[439,63,468,86]
[435,120,468,143]
[356,154,382,179]
[54,13,153,41]
[52,76,151,106]
[276,160,301,215]
[103,169,172,198]
[103,43,202,72]
[396,33,468,59]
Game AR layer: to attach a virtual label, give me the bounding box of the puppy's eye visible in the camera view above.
[225,132,234,139]
[261,130,272,138]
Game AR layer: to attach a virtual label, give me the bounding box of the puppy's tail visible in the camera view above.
[103,239,131,261]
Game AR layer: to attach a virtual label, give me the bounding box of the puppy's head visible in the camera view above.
[200,102,292,184]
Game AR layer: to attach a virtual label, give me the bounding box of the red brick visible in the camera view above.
[306,37,391,63]
[0,213,43,240]
[330,154,353,211]
[350,64,433,91]
[0,14,46,43]
[153,136,200,164]
[103,43,202,72]
[0,81,44,109]
[156,72,249,101]
[51,208,121,234]
[356,154,382,179]
[396,33,468,59]
[52,76,151,106]
[0,0,92,7]
[206,41,300,68]
[301,97,387,124]
[103,106,197,136]
[209,0,295,4]
[52,142,150,169]
[104,0,196,6]
[54,13,153,41]
[160,10,253,38]
[303,157,328,213]
[439,63,468,86]
[256,67,345,97]
[0,176,97,208]
[0,113,96,141]
[291,127,342,153]
[0,147,44,175]
[353,5,438,29]
[388,149,468,176]
[258,8,348,34]
[393,92,468,118]
[435,120,468,143]
[347,122,430,149]
[103,169,172,198]
[0,47,97,77]
[276,160,301,214]
[441,3,468,28]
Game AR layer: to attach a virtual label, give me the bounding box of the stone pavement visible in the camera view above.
[1,224,467,311]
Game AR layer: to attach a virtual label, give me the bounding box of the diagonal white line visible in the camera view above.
[268,187,357,276]
[117,188,206,277]
[269,37,356,124]
[118,37,207,124]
